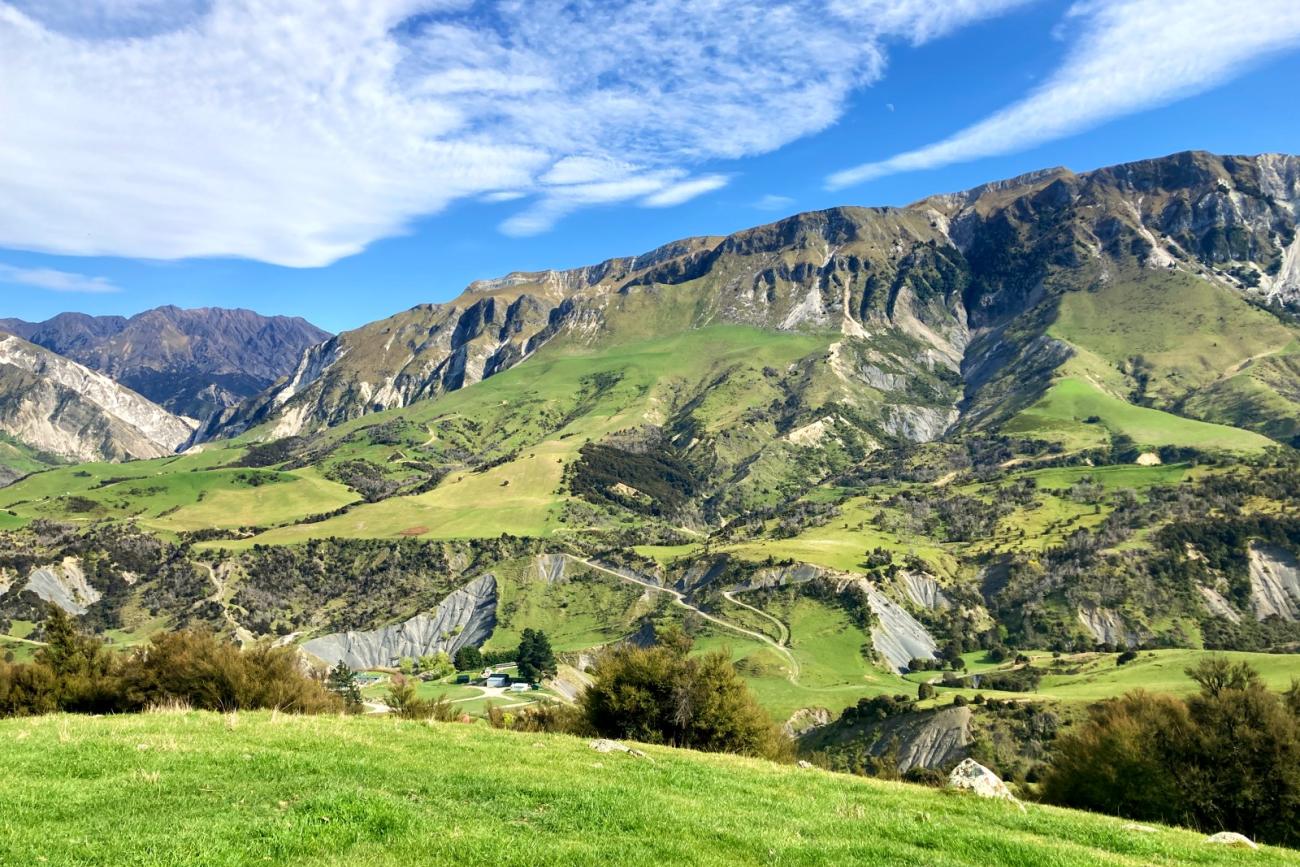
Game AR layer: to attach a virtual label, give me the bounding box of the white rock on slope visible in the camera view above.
[897,571,950,611]
[1247,543,1300,622]
[864,583,939,672]
[1076,601,1144,647]
[948,758,1021,806]
[1204,832,1258,850]
[301,574,496,669]
[21,557,101,615]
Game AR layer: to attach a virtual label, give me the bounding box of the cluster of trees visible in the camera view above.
[0,608,339,717]
[566,442,699,517]
[878,489,1015,543]
[1041,658,1300,846]
[515,629,557,683]
[453,645,484,671]
[839,693,916,724]
[579,627,790,760]
[323,458,401,502]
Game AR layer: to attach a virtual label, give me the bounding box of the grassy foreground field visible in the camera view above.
[1,712,1295,866]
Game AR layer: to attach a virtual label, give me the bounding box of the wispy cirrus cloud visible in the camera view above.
[827,0,1300,189]
[0,263,120,293]
[0,0,1030,266]
[641,175,730,208]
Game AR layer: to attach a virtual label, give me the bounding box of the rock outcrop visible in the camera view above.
[1076,602,1145,647]
[783,707,832,737]
[865,584,939,671]
[301,574,497,669]
[20,557,100,615]
[1198,585,1242,623]
[947,758,1019,804]
[1247,543,1300,622]
[897,571,950,611]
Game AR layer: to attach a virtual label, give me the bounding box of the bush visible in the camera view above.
[917,682,935,700]
[580,628,790,761]
[118,629,339,713]
[385,675,457,721]
[0,608,340,717]
[492,700,586,734]
[902,767,947,787]
[1040,658,1300,846]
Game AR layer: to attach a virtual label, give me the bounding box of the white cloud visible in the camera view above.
[641,175,730,208]
[828,0,1300,189]
[0,264,120,293]
[0,0,1029,264]
[480,191,527,204]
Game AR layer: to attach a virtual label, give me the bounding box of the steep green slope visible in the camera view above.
[0,432,65,486]
[3,711,1294,866]
[1003,377,1272,453]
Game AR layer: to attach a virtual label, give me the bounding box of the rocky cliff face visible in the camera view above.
[0,306,329,420]
[0,334,195,463]
[196,151,1300,447]
[300,574,497,669]
[1247,543,1300,622]
[800,705,975,773]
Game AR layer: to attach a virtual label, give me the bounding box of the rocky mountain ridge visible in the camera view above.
[195,150,1300,447]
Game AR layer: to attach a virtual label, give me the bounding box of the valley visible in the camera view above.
[1,150,1299,789]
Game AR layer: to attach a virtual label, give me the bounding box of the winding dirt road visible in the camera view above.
[564,554,802,682]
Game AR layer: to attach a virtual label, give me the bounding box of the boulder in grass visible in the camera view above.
[947,758,1023,809]
[1204,832,1258,850]
[589,739,628,753]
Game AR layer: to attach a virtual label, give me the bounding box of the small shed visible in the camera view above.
[486,675,509,688]
[509,682,531,693]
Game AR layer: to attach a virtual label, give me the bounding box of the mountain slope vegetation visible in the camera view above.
[2,151,1299,765]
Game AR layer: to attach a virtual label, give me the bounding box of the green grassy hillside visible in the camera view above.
[2,711,1294,866]
[1003,377,1273,453]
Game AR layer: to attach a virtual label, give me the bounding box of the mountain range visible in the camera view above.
[187,150,1300,452]
[1,151,1299,732]
[0,306,329,420]
[0,307,328,476]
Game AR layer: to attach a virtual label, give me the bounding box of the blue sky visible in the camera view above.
[2,0,1299,333]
